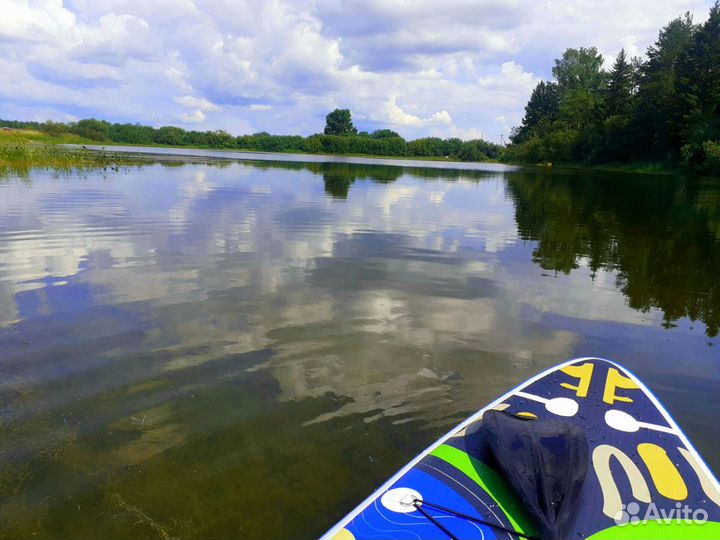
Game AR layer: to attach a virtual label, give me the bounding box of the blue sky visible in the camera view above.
[0,0,713,142]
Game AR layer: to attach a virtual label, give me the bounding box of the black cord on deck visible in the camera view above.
[414,498,543,540]
[413,501,459,540]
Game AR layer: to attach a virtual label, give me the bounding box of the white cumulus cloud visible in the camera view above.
[180,109,205,123]
[175,95,220,111]
[384,97,452,127]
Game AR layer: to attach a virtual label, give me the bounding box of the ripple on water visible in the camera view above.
[0,160,718,538]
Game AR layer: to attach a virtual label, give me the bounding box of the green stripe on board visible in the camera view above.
[587,520,720,539]
[430,444,536,536]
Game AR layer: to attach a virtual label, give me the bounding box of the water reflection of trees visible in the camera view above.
[318,164,403,198]
[245,159,720,335]
[215,158,720,335]
[506,172,720,336]
[243,160,504,198]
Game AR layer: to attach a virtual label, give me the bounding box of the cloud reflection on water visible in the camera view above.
[0,159,718,537]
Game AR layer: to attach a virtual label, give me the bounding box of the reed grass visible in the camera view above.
[0,130,131,175]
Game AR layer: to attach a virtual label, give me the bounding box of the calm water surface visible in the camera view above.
[1,156,719,538]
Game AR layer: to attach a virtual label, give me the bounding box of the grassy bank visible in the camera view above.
[516,160,679,175]
[0,129,130,175]
[0,128,93,145]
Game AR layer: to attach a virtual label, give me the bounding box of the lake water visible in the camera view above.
[1,154,719,538]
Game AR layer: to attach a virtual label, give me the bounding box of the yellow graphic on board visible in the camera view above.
[638,443,688,500]
[594,443,693,518]
[331,528,355,540]
[559,363,640,405]
[560,363,594,397]
[602,368,639,405]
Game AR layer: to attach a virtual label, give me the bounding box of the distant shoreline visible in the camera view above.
[0,129,682,177]
[69,144,519,173]
[73,143,680,176]
[73,142,479,164]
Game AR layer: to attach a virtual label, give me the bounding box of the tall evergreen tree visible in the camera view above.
[633,13,695,158]
[676,2,720,145]
[510,81,560,144]
[599,50,639,161]
[605,49,635,117]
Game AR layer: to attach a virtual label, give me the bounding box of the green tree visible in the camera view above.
[154,126,186,145]
[457,141,489,161]
[552,47,606,95]
[676,2,720,146]
[510,81,560,144]
[633,13,695,158]
[441,138,464,156]
[553,48,606,141]
[605,49,635,116]
[42,121,69,135]
[598,49,637,160]
[371,129,402,139]
[304,135,324,153]
[559,88,603,131]
[108,123,155,144]
[71,119,111,141]
[206,130,234,147]
[324,109,357,136]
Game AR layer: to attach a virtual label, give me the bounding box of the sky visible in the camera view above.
[0,0,713,142]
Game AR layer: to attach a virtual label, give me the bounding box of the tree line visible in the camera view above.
[0,108,500,162]
[505,2,720,174]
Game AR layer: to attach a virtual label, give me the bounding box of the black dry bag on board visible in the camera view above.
[481,410,589,540]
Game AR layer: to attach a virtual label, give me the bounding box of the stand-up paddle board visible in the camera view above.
[321,357,720,539]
